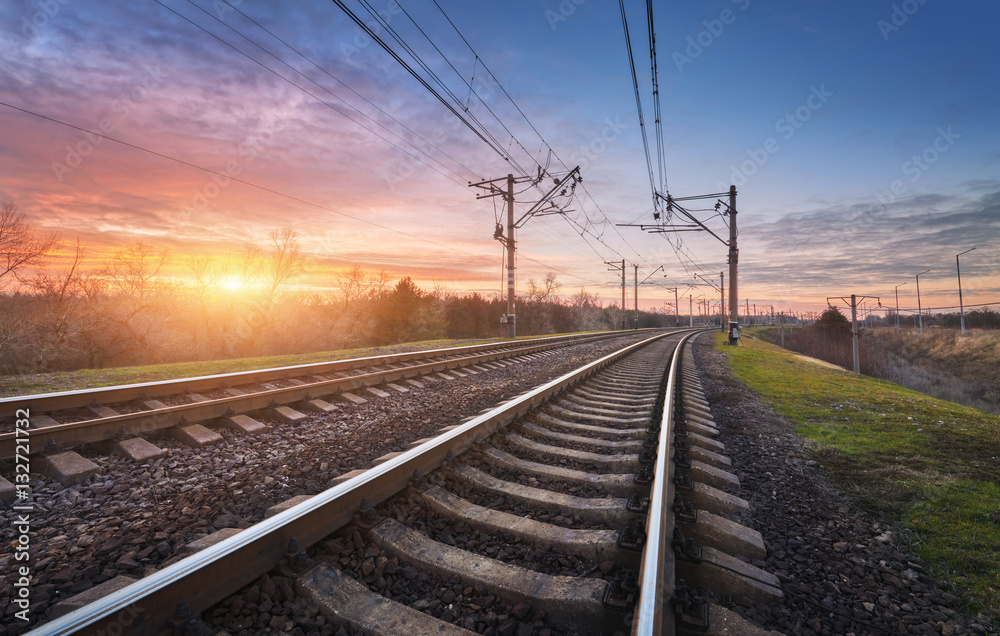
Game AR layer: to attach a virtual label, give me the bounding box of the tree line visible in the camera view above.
[0,203,671,374]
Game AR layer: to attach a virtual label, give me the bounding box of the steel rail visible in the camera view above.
[0,331,645,417]
[632,330,698,635]
[0,331,648,460]
[26,331,684,636]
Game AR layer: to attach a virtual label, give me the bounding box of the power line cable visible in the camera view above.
[619,0,658,217]
[151,0,470,187]
[210,0,480,183]
[3,100,604,288]
[392,0,540,178]
[425,0,652,268]
[327,0,510,162]
[350,0,530,178]
[646,0,668,196]
[1,100,482,259]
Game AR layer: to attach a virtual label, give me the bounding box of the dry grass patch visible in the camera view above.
[720,333,1000,615]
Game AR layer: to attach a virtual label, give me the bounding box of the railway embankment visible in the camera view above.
[702,331,999,630]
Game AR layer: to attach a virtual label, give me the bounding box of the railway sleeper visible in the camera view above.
[416,485,638,569]
[559,392,650,413]
[478,446,640,497]
[551,396,649,418]
[365,517,621,635]
[442,462,634,527]
[515,421,645,452]
[544,402,650,425]
[503,432,642,472]
[530,411,648,439]
[299,563,474,635]
[573,386,656,406]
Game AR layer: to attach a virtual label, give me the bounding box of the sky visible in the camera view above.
[1,0,999,319]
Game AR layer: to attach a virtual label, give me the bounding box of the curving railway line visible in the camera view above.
[5,329,784,635]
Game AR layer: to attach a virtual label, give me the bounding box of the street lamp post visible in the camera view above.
[894,283,906,330]
[956,247,975,335]
[915,269,930,333]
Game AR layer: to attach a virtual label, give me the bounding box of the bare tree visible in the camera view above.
[570,287,600,308]
[25,238,85,301]
[370,268,391,297]
[336,264,369,308]
[100,240,170,301]
[187,254,231,349]
[260,227,304,307]
[96,240,172,362]
[527,272,561,302]
[22,239,98,369]
[238,240,264,287]
[0,201,59,286]
[188,255,225,296]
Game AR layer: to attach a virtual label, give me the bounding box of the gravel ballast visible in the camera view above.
[0,334,653,633]
[692,335,996,636]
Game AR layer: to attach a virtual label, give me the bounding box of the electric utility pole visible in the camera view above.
[607,260,626,330]
[720,271,726,331]
[633,266,666,329]
[727,185,738,343]
[618,185,740,342]
[672,288,679,327]
[505,174,514,338]
[634,264,639,329]
[470,167,581,339]
[829,294,880,374]
[957,247,975,335]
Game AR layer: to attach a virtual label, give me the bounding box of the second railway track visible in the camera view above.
[15,330,786,635]
[0,332,631,465]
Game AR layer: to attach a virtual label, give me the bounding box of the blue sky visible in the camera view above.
[1,0,998,316]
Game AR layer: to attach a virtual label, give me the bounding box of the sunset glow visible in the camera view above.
[1,1,998,317]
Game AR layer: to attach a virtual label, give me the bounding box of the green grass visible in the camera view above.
[0,337,501,398]
[718,332,1000,614]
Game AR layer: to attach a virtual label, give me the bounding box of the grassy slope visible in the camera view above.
[0,337,499,398]
[718,332,1000,613]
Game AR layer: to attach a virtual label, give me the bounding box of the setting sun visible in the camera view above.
[222,276,244,292]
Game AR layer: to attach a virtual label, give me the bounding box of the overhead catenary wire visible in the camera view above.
[0,101,495,265]
[189,0,662,291]
[208,0,480,183]
[417,0,654,270]
[178,0,640,277]
[619,0,659,219]
[150,0,472,188]
[327,0,511,164]
[390,0,540,179]
[646,0,668,197]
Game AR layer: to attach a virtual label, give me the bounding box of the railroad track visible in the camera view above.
[23,329,785,635]
[0,331,636,468]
